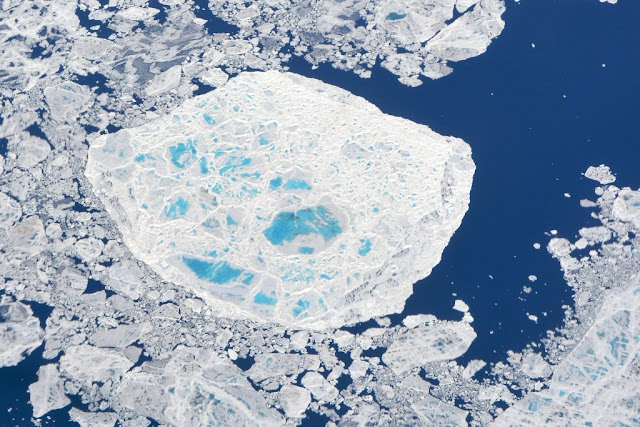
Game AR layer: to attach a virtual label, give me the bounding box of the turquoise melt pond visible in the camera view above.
[264,206,342,246]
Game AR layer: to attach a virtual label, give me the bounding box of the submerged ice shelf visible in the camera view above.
[85,70,474,328]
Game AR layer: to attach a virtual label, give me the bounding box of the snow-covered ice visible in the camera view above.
[585,164,616,184]
[383,320,476,375]
[86,70,474,329]
[0,297,44,368]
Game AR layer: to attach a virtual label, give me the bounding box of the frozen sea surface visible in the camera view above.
[0,0,638,425]
[86,70,474,329]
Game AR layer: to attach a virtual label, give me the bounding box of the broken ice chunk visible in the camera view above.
[4,215,47,263]
[247,353,320,382]
[520,352,552,379]
[28,364,70,418]
[116,346,283,425]
[462,359,487,379]
[0,192,22,229]
[412,394,469,425]
[13,134,51,169]
[402,314,437,328]
[44,81,90,122]
[301,371,338,402]
[90,323,152,349]
[278,384,311,418]
[453,299,469,312]
[383,321,476,376]
[289,330,309,351]
[69,408,118,427]
[146,65,181,96]
[348,358,370,379]
[584,164,616,185]
[0,297,45,367]
[612,188,640,228]
[60,345,134,384]
[74,237,105,262]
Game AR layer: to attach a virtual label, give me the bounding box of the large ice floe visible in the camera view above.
[86,70,474,329]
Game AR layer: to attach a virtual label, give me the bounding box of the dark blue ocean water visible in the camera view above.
[1,0,638,424]
[288,0,640,367]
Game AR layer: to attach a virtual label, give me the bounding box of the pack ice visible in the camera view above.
[85,71,474,328]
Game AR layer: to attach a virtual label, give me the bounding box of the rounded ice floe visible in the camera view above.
[85,70,474,329]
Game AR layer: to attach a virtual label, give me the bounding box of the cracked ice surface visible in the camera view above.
[85,70,474,329]
[115,346,283,425]
[494,175,640,426]
[28,364,70,418]
[383,320,477,376]
[0,296,44,367]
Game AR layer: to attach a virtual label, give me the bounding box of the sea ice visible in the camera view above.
[402,314,438,328]
[11,134,51,169]
[247,353,321,382]
[453,299,470,312]
[68,409,118,427]
[44,82,90,122]
[519,352,551,379]
[28,364,70,418]
[90,323,152,349]
[301,371,339,402]
[496,276,640,425]
[0,192,22,229]
[59,345,134,384]
[278,384,311,418]
[412,393,469,425]
[86,70,474,329]
[613,187,640,229]
[0,297,44,368]
[585,164,616,184]
[3,215,47,265]
[495,173,640,426]
[425,0,505,63]
[382,320,477,376]
[0,0,629,424]
[116,346,283,425]
[462,359,487,379]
